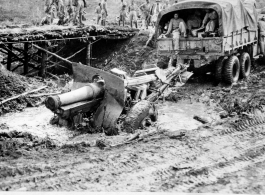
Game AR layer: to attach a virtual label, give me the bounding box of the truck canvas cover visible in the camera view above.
[157,0,258,36]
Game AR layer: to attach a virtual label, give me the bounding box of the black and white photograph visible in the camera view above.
[0,0,265,193]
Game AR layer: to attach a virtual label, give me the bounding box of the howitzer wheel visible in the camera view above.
[124,100,158,134]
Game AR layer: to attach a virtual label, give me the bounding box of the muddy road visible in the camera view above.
[1,67,265,192]
[1,110,265,192]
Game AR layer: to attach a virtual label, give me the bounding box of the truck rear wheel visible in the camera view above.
[239,52,251,78]
[223,56,240,84]
[215,56,227,82]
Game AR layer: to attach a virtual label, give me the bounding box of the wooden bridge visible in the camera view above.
[0,24,138,77]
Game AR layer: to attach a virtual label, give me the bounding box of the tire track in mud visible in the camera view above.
[0,155,103,191]
[1,116,265,191]
[113,116,265,191]
[0,143,165,191]
[169,143,265,192]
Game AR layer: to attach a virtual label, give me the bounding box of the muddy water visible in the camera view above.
[0,100,220,146]
[157,100,220,131]
[0,106,74,145]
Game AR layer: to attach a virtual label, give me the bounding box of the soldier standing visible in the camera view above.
[55,0,66,25]
[41,0,53,25]
[152,0,162,27]
[64,0,74,24]
[140,0,152,29]
[128,0,138,28]
[101,0,108,26]
[119,0,127,27]
[73,0,85,26]
[162,0,170,10]
[95,3,102,25]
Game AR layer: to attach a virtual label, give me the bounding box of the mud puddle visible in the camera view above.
[0,98,220,148]
[157,100,220,132]
[0,106,74,145]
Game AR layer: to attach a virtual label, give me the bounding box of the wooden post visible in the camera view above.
[38,48,42,63]
[86,43,92,66]
[7,43,12,71]
[24,43,29,74]
[40,43,47,78]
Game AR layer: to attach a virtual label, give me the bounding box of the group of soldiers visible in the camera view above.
[95,0,174,29]
[95,0,108,26]
[41,0,87,26]
[41,0,176,28]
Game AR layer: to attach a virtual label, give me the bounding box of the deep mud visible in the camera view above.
[1,112,265,192]
[1,68,265,192]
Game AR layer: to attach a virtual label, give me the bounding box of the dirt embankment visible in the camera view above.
[0,64,72,116]
[99,30,157,75]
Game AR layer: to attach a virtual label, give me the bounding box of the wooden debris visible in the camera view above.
[193,115,210,124]
[47,72,60,80]
[110,132,140,147]
[29,92,61,98]
[66,47,86,60]
[0,86,47,105]
[32,44,71,65]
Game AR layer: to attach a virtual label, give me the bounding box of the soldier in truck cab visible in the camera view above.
[201,9,218,37]
[164,13,187,54]
[186,10,202,35]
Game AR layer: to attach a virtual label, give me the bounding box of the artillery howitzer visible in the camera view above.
[45,62,191,134]
[36,45,192,134]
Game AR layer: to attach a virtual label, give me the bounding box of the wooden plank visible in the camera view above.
[66,47,86,60]
[2,44,25,63]
[7,43,12,70]
[86,43,91,66]
[24,42,29,74]
[11,63,24,72]
[33,44,72,65]
[0,86,47,105]
[40,43,47,78]
[0,49,8,55]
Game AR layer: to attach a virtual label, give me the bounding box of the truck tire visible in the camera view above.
[223,55,240,84]
[239,52,251,78]
[124,100,153,134]
[215,56,227,82]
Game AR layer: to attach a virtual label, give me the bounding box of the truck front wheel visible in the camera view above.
[239,52,251,78]
[215,56,227,83]
[224,56,240,84]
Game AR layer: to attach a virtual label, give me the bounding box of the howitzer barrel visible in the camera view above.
[45,83,105,111]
